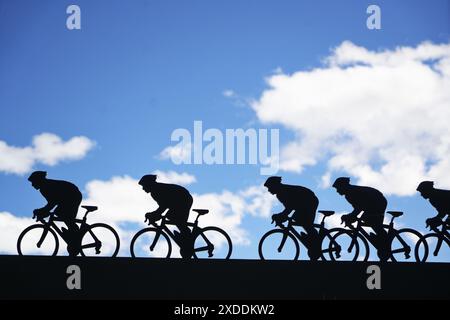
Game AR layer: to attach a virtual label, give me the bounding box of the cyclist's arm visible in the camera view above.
[148,205,167,216]
[37,201,56,213]
[347,207,361,217]
[276,208,292,217]
[434,210,447,220]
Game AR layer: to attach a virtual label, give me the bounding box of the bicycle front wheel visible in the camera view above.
[415,233,450,262]
[80,223,120,257]
[17,224,59,256]
[130,228,172,258]
[389,228,423,262]
[193,226,232,259]
[258,229,300,260]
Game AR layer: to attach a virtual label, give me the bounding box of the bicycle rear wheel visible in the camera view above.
[389,228,423,262]
[329,230,369,261]
[80,223,120,257]
[193,226,232,259]
[319,227,345,261]
[130,227,172,258]
[17,224,59,256]
[258,229,300,260]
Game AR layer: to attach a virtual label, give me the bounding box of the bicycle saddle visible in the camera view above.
[318,210,335,216]
[81,205,98,213]
[387,211,403,217]
[192,209,209,215]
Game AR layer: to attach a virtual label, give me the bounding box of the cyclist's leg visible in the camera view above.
[293,210,320,260]
[364,213,388,261]
[167,207,192,258]
[54,205,78,235]
[55,202,81,256]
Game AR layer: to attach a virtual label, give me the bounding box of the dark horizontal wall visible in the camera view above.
[0,255,449,300]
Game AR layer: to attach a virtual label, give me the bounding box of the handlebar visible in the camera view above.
[33,212,53,224]
[271,218,284,228]
[426,219,444,231]
[271,216,291,229]
[145,215,167,227]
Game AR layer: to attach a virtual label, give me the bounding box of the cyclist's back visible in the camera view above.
[150,182,193,212]
[276,184,319,221]
[39,179,82,206]
[428,188,450,216]
[344,184,387,217]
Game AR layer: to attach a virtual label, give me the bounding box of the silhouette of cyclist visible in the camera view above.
[28,171,82,256]
[417,181,450,229]
[138,174,194,259]
[332,177,389,261]
[264,176,321,260]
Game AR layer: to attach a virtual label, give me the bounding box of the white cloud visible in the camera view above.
[0,133,95,175]
[252,41,450,196]
[83,175,153,225]
[273,67,284,74]
[0,212,36,254]
[223,89,236,98]
[81,173,276,255]
[222,89,248,107]
[159,143,192,164]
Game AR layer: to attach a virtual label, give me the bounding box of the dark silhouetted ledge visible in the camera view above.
[0,255,449,300]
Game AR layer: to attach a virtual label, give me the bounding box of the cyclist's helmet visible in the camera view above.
[332,177,351,188]
[138,174,157,186]
[417,181,434,192]
[264,176,282,187]
[28,171,47,182]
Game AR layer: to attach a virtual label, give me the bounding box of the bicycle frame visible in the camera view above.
[345,215,411,257]
[148,214,213,255]
[276,216,330,251]
[36,214,100,252]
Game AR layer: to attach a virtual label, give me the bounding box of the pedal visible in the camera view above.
[404,247,411,259]
[334,245,342,259]
[208,250,213,258]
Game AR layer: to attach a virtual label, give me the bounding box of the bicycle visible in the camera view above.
[258,210,353,261]
[331,211,424,262]
[415,219,449,262]
[17,206,120,257]
[130,209,233,259]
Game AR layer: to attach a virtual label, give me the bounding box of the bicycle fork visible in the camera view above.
[149,229,162,252]
[37,227,50,249]
[430,226,446,257]
[277,231,290,253]
[433,237,444,257]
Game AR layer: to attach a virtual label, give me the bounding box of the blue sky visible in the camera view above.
[0,0,449,260]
